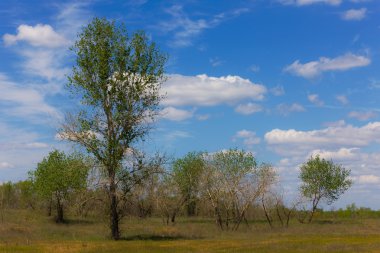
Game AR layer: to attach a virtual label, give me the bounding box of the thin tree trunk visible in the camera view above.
[110,181,120,240]
[47,196,52,216]
[308,197,320,223]
[262,196,273,228]
[276,204,284,227]
[56,194,64,223]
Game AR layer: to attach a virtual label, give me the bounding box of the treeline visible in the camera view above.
[0,149,358,232]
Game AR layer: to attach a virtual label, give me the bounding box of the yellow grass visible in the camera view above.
[1,210,380,253]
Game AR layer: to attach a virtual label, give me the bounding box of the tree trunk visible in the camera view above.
[47,197,52,217]
[186,199,196,217]
[171,213,176,224]
[308,197,320,223]
[55,195,64,223]
[110,182,120,240]
[262,196,273,228]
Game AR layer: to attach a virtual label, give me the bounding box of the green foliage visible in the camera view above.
[210,149,257,187]
[65,17,167,164]
[30,150,89,222]
[299,156,352,205]
[31,150,89,200]
[204,149,261,230]
[0,181,16,208]
[172,152,205,216]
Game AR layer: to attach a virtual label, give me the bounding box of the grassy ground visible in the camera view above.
[1,210,380,252]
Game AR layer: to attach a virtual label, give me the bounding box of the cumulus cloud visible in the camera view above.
[233,130,260,147]
[278,0,342,6]
[341,8,367,21]
[308,148,360,161]
[284,53,370,79]
[3,24,68,48]
[161,107,194,121]
[308,94,324,106]
[163,74,266,107]
[235,103,263,115]
[277,103,306,116]
[348,111,377,121]
[265,121,380,156]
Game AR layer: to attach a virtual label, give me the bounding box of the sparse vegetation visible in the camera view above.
[0,17,370,253]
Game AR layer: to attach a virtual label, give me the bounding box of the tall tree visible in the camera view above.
[62,18,166,239]
[30,150,89,223]
[299,155,352,223]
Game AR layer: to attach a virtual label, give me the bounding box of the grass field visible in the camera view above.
[1,210,380,253]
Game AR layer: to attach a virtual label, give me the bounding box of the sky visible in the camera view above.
[1,0,380,209]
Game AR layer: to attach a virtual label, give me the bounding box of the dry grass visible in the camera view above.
[1,210,380,253]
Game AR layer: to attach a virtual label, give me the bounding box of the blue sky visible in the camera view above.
[1,0,380,209]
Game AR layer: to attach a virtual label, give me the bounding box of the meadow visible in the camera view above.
[2,209,380,253]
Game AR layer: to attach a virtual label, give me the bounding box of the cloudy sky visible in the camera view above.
[1,0,380,209]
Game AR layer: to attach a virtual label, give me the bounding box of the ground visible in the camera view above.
[1,210,380,253]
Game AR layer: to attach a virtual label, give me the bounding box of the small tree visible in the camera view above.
[155,175,184,225]
[203,149,269,231]
[172,152,205,216]
[30,150,89,223]
[299,155,352,223]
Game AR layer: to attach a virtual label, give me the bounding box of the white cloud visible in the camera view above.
[341,8,367,21]
[308,94,324,106]
[165,130,192,140]
[233,130,260,147]
[163,74,266,107]
[250,65,260,73]
[159,5,249,47]
[0,162,14,170]
[323,120,346,127]
[265,122,380,156]
[0,142,49,150]
[21,49,70,80]
[308,148,359,161]
[284,53,370,79]
[270,85,285,96]
[277,103,306,116]
[348,111,377,121]
[209,57,224,67]
[279,0,342,6]
[161,107,194,121]
[357,175,380,184]
[196,114,210,121]
[3,24,68,48]
[336,95,349,105]
[0,73,60,120]
[235,103,263,115]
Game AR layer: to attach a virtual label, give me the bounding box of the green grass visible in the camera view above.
[1,210,380,253]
